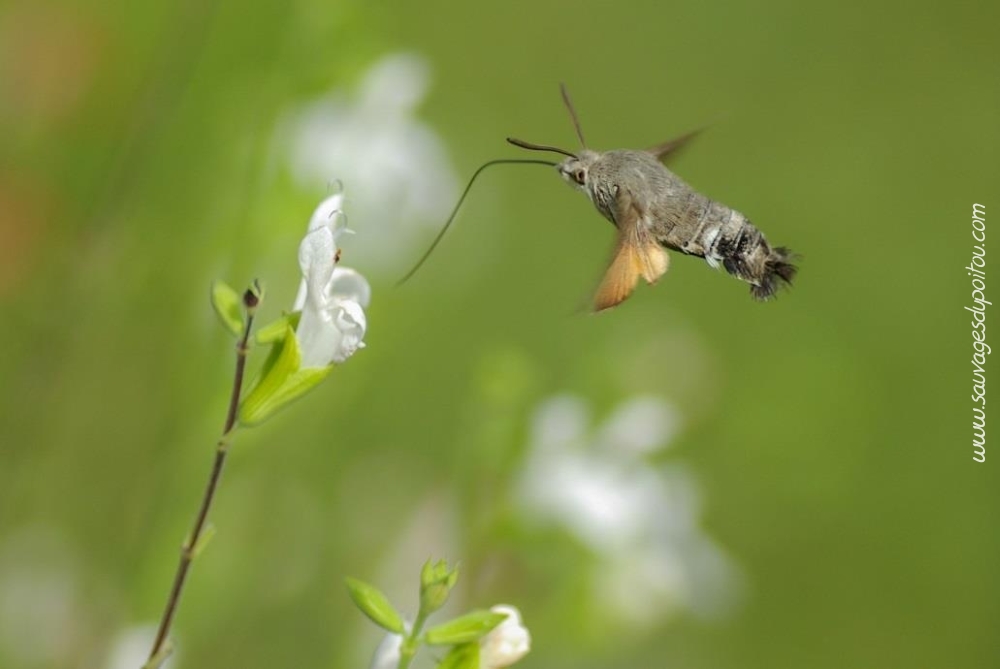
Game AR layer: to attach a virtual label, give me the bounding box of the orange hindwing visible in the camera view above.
[593,230,669,311]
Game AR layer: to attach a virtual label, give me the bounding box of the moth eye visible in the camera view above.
[574,170,586,185]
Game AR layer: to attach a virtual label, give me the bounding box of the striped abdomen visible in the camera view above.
[655,191,797,300]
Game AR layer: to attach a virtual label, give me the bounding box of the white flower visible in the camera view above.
[516,395,740,627]
[280,52,458,272]
[479,605,530,669]
[237,191,373,426]
[368,632,403,669]
[294,193,371,368]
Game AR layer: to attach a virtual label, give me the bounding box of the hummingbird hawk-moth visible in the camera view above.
[400,85,797,311]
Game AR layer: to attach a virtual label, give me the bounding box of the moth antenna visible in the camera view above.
[396,158,558,286]
[559,83,587,148]
[506,137,577,159]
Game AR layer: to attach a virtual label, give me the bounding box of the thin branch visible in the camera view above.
[145,298,256,667]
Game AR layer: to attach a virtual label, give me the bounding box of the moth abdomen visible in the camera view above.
[750,245,797,300]
[657,193,797,300]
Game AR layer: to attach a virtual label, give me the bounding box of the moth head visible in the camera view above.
[557,150,600,192]
[508,84,598,194]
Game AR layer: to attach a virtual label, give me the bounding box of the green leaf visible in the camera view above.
[238,324,332,426]
[435,643,480,669]
[211,280,244,337]
[239,323,299,424]
[255,312,301,344]
[345,577,406,634]
[424,610,507,646]
[190,523,216,558]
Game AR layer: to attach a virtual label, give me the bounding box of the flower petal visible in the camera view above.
[297,307,341,368]
[328,267,371,307]
[291,191,370,369]
[295,195,348,311]
[308,192,346,232]
[297,226,337,311]
[328,299,366,364]
[368,633,403,669]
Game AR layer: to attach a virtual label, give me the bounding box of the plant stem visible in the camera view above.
[145,310,255,666]
[397,610,430,669]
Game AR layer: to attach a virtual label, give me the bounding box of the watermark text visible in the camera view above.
[966,203,988,463]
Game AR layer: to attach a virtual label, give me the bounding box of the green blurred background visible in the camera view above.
[1,0,997,667]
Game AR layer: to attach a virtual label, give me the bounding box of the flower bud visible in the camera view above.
[419,559,458,615]
[478,605,530,669]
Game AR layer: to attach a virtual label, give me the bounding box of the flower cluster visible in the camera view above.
[280,53,459,273]
[516,394,740,627]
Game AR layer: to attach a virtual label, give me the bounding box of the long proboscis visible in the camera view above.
[396,158,558,286]
[506,136,577,158]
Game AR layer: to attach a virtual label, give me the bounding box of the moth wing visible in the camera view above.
[593,234,642,312]
[646,127,704,163]
[593,202,669,312]
[636,232,670,284]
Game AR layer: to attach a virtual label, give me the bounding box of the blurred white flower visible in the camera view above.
[596,395,681,457]
[0,527,81,664]
[479,605,530,669]
[281,52,459,272]
[295,192,371,367]
[368,631,403,669]
[517,395,740,627]
[104,624,175,669]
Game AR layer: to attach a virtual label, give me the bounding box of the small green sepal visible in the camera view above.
[211,280,244,337]
[424,610,507,646]
[435,643,480,669]
[244,279,264,311]
[345,577,406,634]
